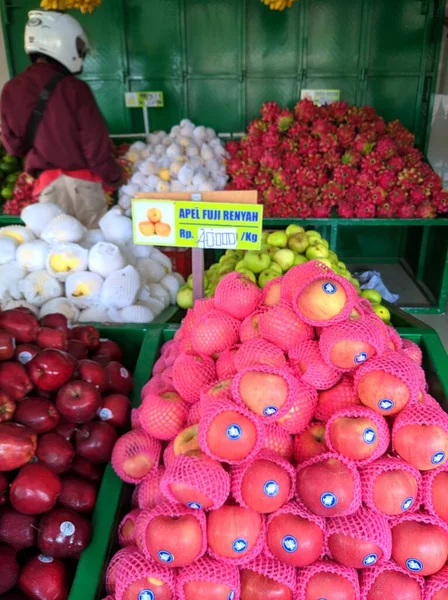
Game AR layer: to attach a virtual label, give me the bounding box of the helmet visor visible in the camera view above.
[76,36,88,60]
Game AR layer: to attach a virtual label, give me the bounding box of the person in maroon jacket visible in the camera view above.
[0,10,124,228]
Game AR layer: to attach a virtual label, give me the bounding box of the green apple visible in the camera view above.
[337,261,347,271]
[273,248,295,272]
[318,258,335,270]
[218,265,235,276]
[288,232,309,254]
[293,254,308,266]
[244,250,271,274]
[306,230,322,241]
[177,285,193,309]
[305,243,330,260]
[267,231,288,249]
[225,249,244,260]
[372,303,391,324]
[286,224,305,236]
[235,266,257,283]
[269,262,283,275]
[361,289,382,304]
[219,257,236,269]
[261,231,270,243]
[338,270,351,281]
[258,268,281,288]
[309,237,329,250]
[236,259,247,270]
[187,273,209,289]
[351,278,361,292]
[328,251,339,264]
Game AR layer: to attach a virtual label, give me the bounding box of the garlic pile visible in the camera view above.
[0,203,183,324]
[118,119,229,215]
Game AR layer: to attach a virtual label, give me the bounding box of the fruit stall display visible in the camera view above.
[0,203,184,324]
[0,309,149,598]
[0,141,24,211]
[84,265,448,600]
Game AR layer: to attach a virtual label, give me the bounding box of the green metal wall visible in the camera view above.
[1,0,444,148]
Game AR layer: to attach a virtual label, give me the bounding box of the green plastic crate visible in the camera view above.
[68,324,448,600]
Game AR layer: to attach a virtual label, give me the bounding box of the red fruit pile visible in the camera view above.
[3,172,36,215]
[0,309,132,598]
[107,267,448,600]
[225,99,448,219]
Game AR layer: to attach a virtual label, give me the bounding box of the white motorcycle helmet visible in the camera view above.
[24,10,89,74]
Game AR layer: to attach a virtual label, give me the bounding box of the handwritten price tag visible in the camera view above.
[197,227,238,249]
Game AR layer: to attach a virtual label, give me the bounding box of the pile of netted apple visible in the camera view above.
[176,224,390,323]
[107,263,448,600]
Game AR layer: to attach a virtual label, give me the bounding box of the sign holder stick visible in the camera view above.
[190,193,204,301]
[142,107,150,140]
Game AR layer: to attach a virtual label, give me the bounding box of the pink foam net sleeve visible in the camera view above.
[289,340,341,390]
[241,553,296,595]
[296,559,361,600]
[258,302,315,352]
[176,556,241,600]
[111,429,162,484]
[172,352,217,404]
[360,559,425,600]
[214,271,262,320]
[114,549,176,600]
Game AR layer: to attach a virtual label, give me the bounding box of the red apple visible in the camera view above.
[10,463,61,515]
[432,589,448,600]
[394,424,448,471]
[36,433,74,474]
[184,580,234,600]
[70,455,102,482]
[98,394,131,428]
[0,422,37,471]
[14,397,60,433]
[70,325,100,350]
[296,458,356,517]
[207,504,263,560]
[293,422,327,463]
[0,544,19,594]
[267,511,324,567]
[0,362,33,400]
[140,391,188,440]
[18,554,68,600]
[38,507,92,559]
[0,331,15,361]
[75,360,107,392]
[35,328,68,351]
[329,416,380,461]
[92,338,123,364]
[240,458,291,513]
[357,371,410,415]
[145,514,204,567]
[121,577,173,600]
[328,532,384,569]
[0,506,38,550]
[392,520,448,576]
[0,392,15,423]
[54,418,76,442]
[28,349,75,391]
[237,370,288,417]
[40,313,69,333]
[305,571,357,600]
[15,343,39,365]
[56,380,102,423]
[0,310,39,343]
[366,569,422,600]
[205,409,258,462]
[67,339,89,361]
[75,421,118,463]
[0,472,8,505]
[105,361,133,395]
[173,425,200,456]
[58,475,97,513]
[240,569,293,600]
[328,339,377,370]
[372,469,419,516]
[431,471,448,521]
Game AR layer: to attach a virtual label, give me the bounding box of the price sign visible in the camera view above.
[300,89,340,106]
[132,197,263,250]
[125,91,164,108]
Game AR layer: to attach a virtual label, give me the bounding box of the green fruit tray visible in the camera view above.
[67,324,448,600]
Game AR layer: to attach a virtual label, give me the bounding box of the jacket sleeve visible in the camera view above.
[0,83,29,157]
[76,81,122,185]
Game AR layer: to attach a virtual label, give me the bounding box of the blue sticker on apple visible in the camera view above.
[402,497,414,511]
[378,398,394,411]
[227,424,242,440]
[406,558,423,572]
[158,550,174,563]
[355,352,368,364]
[232,538,248,553]
[228,592,235,600]
[322,282,337,294]
[282,535,298,553]
[431,451,446,465]
[263,405,278,416]
[187,502,202,510]
[363,553,378,566]
[264,480,279,497]
[363,428,376,444]
[321,492,338,508]
[138,591,155,600]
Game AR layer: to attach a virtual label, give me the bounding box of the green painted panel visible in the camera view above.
[365,76,421,131]
[129,79,184,132]
[246,0,300,75]
[306,0,364,72]
[185,0,241,75]
[187,78,241,132]
[87,80,129,135]
[126,0,182,78]
[368,0,427,72]
[246,79,298,121]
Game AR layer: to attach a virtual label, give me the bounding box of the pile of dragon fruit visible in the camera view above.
[225,99,448,219]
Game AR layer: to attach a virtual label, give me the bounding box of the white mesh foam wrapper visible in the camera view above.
[79,305,110,323]
[41,215,86,244]
[100,265,141,309]
[136,258,166,284]
[46,243,89,281]
[18,270,63,306]
[161,274,180,304]
[0,237,18,265]
[125,240,153,259]
[171,272,186,286]
[79,229,105,250]
[150,249,172,275]
[66,271,104,309]
[16,240,49,272]
[99,211,133,244]
[119,305,155,323]
[0,226,36,245]
[148,283,170,308]
[3,300,39,315]
[88,242,127,278]
[0,262,26,302]
[39,297,80,321]
[21,203,64,236]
